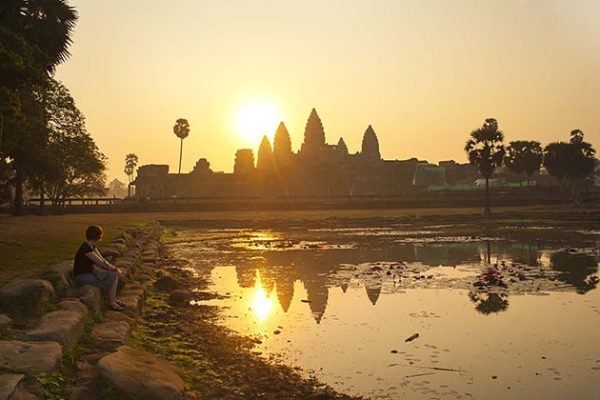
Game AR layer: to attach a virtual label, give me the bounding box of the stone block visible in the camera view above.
[27,310,86,350]
[77,285,102,312]
[0,341,62,373]
[97,346,184,400]
[47,261,74,298]
[0,373,23,400]
[59,299,89,318]
[91,321,132,351]
[118,296,141,319]
[0,280,54,316]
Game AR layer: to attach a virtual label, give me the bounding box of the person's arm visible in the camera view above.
[85,251,117,271]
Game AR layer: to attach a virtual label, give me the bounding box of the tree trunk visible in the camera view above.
[13,162,23,216]
[178,138,183,174]
[39,180,46,215]
[484,176,491,215]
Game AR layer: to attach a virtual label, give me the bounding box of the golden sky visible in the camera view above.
[55,0,600,181]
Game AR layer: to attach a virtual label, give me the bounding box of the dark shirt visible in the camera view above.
[73,242,96,276]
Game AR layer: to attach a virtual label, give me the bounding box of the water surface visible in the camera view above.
[167,219,600,399]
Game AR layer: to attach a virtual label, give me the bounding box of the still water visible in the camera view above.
[167,219,600,399]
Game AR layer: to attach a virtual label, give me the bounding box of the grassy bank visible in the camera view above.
[0,204,596,283]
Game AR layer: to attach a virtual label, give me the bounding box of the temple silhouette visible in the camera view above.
[132,109,479,198]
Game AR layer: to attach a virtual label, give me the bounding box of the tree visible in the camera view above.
[124,153,138,197]
[465,118,505,214]
[0,0,78,214]
[107,178,127,198]
[34,79,106,210]
[173,118,189,174]
[544,130,596,202]
[504,140,543,185]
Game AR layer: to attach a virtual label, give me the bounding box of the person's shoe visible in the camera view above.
[115,300,125,307]
[108,303,124,312]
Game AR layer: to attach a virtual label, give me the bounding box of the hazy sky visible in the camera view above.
[55,0,600,181]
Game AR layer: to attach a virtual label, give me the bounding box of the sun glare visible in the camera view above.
[235,101,282,145]
[250,271,274,322]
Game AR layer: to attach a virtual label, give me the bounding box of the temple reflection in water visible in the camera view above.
[233,241,599,323]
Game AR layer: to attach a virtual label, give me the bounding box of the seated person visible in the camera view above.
[73,225,125,311]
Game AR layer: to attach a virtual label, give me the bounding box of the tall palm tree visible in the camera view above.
[465,118,505,214]
[124,153,138,197]
[173,118,190,174]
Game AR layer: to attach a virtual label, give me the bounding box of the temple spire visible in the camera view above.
[300,108,326,156]
[256,135,275,172]
[273,121,293,165]
[361,125,381,162]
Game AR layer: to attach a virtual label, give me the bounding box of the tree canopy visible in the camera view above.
[504,140,543,181]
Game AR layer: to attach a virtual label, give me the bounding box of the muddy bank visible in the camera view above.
[135,261,363,400]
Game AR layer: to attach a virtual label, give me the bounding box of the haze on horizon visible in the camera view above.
[55,0,600,181]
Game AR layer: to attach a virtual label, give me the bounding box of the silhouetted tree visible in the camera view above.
[173,118,190,174]
[0,0,78,214]
[544,130,596,202]
[504,140,543,185]
[107,178,127,198]
[37,79,105,209]
[124,153,138,197]
[465,118,505,214]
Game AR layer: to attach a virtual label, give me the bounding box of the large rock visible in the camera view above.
[97,346,184,400]
[0,280,54,315]
[91,321,131,350]
[118,296,141,319]
[59,299,89,317]
[46,261,74,298]
[153,275,177,292]
[77,285,102,312]
[168,290,191,306]
[0,341,62,373]
[0,374,23,400]
[27,310,86,350]
[0,315,11,326]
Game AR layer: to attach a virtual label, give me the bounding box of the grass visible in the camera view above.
[1,205,596,283]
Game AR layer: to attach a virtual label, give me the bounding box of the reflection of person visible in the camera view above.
[73,225,125,311]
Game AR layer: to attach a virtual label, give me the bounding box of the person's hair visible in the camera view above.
[85,225,103,241]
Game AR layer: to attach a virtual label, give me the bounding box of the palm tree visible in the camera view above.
[465,118,505,214]
[124,153,138,197]
[173,118,190,174]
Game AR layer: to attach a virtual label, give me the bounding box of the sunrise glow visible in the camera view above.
[235,101,282,145]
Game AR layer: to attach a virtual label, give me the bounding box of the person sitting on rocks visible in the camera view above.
[73,225,125,311]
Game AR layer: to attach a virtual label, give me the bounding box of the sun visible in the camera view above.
[235,101,282,145]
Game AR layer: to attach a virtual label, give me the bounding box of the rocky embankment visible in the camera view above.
[0,224,184,400]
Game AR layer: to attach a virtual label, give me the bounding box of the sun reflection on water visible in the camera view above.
[250,271,274,322]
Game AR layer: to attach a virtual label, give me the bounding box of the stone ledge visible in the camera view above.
[0,341,62,373]
[27,310,86,350]
[97,346,184,400]
[91,321,132,351]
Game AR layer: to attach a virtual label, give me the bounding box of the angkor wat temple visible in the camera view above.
[132,109,478,198]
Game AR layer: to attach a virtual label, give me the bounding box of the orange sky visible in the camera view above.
[55,0,600,182]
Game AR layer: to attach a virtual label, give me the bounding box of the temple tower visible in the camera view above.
[300,108,326,157]
[233,149,255,176]
[273,122,293,166]
[256,135,275,173]
[361,125,381,162]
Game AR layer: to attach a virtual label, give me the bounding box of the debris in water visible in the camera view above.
[405,333,419,342]
[300,299,312,303]
[390,350,398,354]
[273,330,281,335]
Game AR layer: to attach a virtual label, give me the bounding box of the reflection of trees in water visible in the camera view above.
[468,291,509,315]
[230,237,597,323]
[550,251,599,294]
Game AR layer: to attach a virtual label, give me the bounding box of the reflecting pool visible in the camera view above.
[167,219,600,399]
